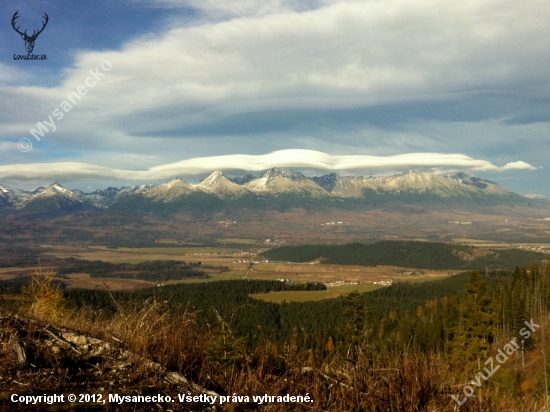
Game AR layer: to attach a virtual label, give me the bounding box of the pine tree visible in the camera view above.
[342,291,369,363]
[449,271,496,376]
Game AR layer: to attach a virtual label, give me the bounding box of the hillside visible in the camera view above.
[0,311,217,411]
[2,261,550,410]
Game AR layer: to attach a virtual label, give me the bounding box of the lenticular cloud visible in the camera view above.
[0,150,537,182]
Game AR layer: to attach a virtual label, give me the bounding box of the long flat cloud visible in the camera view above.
[0,150,537,182]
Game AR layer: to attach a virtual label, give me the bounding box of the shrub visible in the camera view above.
[21,262,67,322]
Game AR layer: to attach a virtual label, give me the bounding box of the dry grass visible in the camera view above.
[4,249,550,409]
[20,263,67,322]
[47,307,464,410]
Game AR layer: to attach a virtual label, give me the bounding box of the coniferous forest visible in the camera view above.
[261,241,545,270]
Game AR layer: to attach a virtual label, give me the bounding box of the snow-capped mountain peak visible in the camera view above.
[36,182,79,199]
[143,177,197,202]
[0,169,528,216]
[197,170,224,186]
[19,182,95,215]
[196,170,251,198]
[245,168,331,197]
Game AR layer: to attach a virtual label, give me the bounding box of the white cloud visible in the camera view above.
[502,161,538,170]
[0,150,536,182]
[2,0,550,147]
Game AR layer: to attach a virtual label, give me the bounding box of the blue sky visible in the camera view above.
[1,0,549,195]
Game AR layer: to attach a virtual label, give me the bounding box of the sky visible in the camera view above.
[0,0,549,194]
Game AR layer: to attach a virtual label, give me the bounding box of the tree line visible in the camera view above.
[56,259,213,281]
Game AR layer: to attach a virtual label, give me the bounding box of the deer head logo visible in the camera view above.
[11,11,49,54]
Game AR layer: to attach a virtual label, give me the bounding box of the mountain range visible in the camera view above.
[0,168,542,217]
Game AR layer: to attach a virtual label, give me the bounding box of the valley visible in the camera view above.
[1,244,453,298]
[2,202,550,249]
[1,239,546,302]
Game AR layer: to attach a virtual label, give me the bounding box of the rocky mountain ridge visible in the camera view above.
[0,168,537,216]
[243,168,331,198]
[196,170,251,198]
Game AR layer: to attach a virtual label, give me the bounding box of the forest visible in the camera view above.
[261,240,545,270]
[1,265,536,358]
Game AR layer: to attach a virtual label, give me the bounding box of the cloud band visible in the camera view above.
[0,150,537,182]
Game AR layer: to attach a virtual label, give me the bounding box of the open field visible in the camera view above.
[56,263,450,288]
[0,266,56,281]
[451,238,550,247]
[34,245,454,298]
[159,261,453,286]
[62,273,157,290]
[451,238,550,253]
[44,245,256,264]
[251,283,382,302]
[248,262,454,283]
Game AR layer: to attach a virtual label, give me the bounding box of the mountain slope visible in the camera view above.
[0,185,13,210]
[0,184,45,210]
[77,185,153,208]
[261,241,546,270]
[196,171,251,198]
[21,183,95,215]
[525,193,549,201]
[444,172,511,195]
[245,168,331,197]
[321,170,517,199]
[142,178,198,202]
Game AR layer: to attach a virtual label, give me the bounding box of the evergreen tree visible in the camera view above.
[449,271,496,376]
[342,291,369,363]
